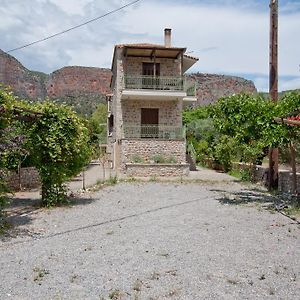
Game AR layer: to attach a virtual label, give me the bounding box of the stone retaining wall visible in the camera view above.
[121,139,186,170]
[125,163,190,177]
[278,170,300,193]
[4,167,40,191]
[233,163,300,193]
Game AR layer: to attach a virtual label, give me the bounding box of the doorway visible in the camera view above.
[141,108,159,138]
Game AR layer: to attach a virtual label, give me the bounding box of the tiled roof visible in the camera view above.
[115,43,184,50]
[184,54,199,60]
[116,43,162,48]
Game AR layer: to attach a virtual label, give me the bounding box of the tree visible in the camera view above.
[273,92,300,195]
[23,101,92,206]
[0,88,28,227]
[209,93,275,166]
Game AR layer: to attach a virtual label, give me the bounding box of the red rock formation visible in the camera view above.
[46,66,111,98]
[0,49,47,99]
[191,73,257,105]
[0,49,112,102]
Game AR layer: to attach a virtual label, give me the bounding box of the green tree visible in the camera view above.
[89,103,107,146]
[209,93,274,165]
[24,101,92,206]
[0,88,28,227]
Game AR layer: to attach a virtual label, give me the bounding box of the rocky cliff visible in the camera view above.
[0,49,111,115]
[191,73,257,105]
[0,49,257,115]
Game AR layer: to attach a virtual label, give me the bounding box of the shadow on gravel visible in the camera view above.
[1,196,95,242]
[4,197,204,244]
[9,196,41,209]
[68,196,95,207]
[211,188,280,207]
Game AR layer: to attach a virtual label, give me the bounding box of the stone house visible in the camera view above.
[107,29,198,176]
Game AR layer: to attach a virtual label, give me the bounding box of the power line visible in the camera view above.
[6,0,142,53]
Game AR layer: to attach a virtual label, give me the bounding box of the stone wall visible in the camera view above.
[125,57,181,77]
[125,163,189,177]
[121,139,186,169]
[122,100,182,127]
[278,171,300,193]
[233,163,300,193]
[4,167,41,191]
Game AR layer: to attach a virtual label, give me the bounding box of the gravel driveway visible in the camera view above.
[0,181,299,299]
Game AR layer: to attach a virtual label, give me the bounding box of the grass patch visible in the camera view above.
[284,205,300,221]
[228,169,251,182]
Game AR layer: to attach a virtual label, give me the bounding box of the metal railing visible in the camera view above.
[123,124,184,140]
[124,75,196,96]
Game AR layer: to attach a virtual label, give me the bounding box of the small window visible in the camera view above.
[108,114,114,135]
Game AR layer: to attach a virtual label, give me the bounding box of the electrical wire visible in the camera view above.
[6,0,142,53]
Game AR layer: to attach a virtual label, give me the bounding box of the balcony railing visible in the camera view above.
[124,75,196,96]
[123,124,185,140]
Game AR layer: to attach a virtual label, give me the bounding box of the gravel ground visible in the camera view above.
[0,181,299,299]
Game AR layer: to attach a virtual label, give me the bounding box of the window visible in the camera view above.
[108,114,114,136]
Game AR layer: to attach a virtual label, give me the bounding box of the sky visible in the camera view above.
[1,0,300,92]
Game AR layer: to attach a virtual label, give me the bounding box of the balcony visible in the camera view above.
[122,75,197,101]
[123,124,185,140]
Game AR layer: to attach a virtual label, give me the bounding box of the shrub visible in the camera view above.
[152,155,166,163]
[166,156,177,164]
[131,155,144,163]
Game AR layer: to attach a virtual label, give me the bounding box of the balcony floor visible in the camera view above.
[121,89,186,101]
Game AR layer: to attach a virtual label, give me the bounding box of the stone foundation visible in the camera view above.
[121,139,186,169]
[125,163,190,177]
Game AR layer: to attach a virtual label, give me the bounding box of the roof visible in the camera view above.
[111,42,199,78]
[115,43,185,51]
[184,54,199,61]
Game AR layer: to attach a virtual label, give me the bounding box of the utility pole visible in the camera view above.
[268,0,279,190]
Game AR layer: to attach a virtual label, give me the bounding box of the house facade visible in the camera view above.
[107,29,198,177]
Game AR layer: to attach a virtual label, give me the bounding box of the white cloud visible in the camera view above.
[48,0,91,15]
[0,0,299,92]
[280,77,300,91]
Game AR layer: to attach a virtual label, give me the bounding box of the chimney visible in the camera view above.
[164,28,171,47]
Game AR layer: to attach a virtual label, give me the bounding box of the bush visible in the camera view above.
[213,135,237,172]
[131,155,144,163]
[165,156,177,164]
[152,155,166,163]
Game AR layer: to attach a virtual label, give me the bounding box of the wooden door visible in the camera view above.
[141,108,159,138]
[142,63,160,88]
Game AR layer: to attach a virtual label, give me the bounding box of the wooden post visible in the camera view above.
[289,141,297,195]
[268,0,279,190]
[82,169,86,191]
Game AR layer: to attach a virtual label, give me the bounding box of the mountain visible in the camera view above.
[0,49,258,115]
[0,49,111,116]
[191,73,257,105]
